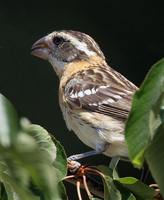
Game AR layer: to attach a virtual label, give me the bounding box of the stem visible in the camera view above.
[83,175,92,198]
[62,175,75,181]
[84,167,105,178]
[77,180,82,200]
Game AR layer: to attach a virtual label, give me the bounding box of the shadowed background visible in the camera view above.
[0,1,164,199]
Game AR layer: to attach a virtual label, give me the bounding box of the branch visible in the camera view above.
[64,171,104,198]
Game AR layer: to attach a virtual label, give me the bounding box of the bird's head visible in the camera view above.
[31,30,105,77]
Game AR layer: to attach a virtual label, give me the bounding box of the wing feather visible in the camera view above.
[64,66,138,119]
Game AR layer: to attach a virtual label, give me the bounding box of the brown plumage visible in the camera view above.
[31,30,138,161]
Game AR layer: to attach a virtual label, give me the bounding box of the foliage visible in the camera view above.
[0,95,67,200]
[97,157,156,200]
[125,58,164,197]
[0,58,164,199]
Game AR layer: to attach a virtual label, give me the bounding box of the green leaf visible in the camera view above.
[51,135,67,181]
[97,165,121,200]
[1,171,38,200]
[125,58,164,167]
[99,157,120,180]
[23,123,57,162]
[145,124,164,198]
[20,124,58,199]
[160,96,164,124]
[0,94,20,147]
[109,156,120,179]
[0,124,58,200]
[103,175,122,200]
[114,181,136,200]
[115,177,156,200]
[57,181,68,200]
[98,165,113,178]
[160,106,164,124]
[0,94,67,200]
[0,182,9,200]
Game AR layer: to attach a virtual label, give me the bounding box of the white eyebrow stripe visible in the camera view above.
[74,41,95,56]
[50,31,96,56]
[68,34,96,56]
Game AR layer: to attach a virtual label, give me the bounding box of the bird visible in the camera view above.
[31,30,138,162]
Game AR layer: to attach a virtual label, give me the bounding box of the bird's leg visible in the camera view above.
[67,150,99,172]
[68,142,109,161]
[68,150,100,161]
[67,143,109,172]
[67,150,101,171]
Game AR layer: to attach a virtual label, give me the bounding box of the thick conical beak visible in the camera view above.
[31,36,51,60]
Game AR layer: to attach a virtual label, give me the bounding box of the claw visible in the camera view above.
[67,160,82,173]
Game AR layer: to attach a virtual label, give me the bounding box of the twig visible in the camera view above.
[64,171,104,198]
[83,175,92,197]
[77,180,82,200]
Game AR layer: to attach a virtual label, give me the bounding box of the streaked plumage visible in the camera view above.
[31,30,138,160]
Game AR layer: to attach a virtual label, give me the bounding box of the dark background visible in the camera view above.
[0,1,164,199]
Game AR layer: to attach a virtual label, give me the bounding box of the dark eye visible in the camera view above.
[53,37,63,45]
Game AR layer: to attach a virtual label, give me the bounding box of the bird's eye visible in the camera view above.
[53,37,63,45]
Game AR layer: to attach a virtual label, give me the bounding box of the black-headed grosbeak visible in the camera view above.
[31,30,138,161]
